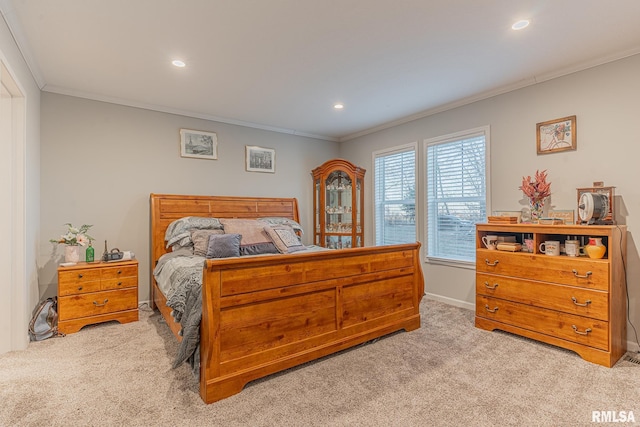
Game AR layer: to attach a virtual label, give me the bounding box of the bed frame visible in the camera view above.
[150,193,424,403]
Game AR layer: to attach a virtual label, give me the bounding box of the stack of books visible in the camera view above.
[488,216,519,224]
[496,242,523,252]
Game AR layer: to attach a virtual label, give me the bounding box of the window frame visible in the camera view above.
[372,142,418,246]
[423,126,491,268]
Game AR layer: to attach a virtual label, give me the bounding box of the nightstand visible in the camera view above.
[57,260,139,334]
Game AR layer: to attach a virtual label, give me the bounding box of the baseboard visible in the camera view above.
[138,299,152,310]
[627,340,640,354]
[424,292,474,311]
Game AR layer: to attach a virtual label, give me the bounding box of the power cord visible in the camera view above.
[616,224,640,355]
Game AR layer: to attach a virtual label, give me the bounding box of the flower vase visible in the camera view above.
[64,245,81,263]
[529,198,545,222]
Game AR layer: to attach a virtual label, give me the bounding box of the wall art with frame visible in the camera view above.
[536,115,576,155]
[180,128,218,160]
[245,145,275,173]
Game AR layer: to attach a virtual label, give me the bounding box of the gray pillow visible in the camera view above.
[191,229,224,257]
[165,216,223,248]
[205,234,242,259]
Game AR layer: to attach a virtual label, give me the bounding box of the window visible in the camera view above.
[373,143,416,245]
[425,127,489,263]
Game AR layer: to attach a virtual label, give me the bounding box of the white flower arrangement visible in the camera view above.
[50,223,94,246]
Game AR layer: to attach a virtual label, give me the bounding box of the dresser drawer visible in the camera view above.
[58,269,102,296]
[476,273,609,321]
[58,288,138,321]
[101,265,137,280]
[476,295,609,350]
[476,250,609,290]
[102,276,137,291]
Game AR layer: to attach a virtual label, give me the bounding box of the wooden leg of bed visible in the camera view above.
[200,377,249,404]
[401,315,421,332]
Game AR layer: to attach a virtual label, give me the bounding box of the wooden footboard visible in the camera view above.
[198,243,424,403]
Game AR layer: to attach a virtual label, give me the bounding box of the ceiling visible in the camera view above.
[2,1,640,141]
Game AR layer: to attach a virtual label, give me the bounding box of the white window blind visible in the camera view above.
[426,130,487,262]
[374,145,416,245]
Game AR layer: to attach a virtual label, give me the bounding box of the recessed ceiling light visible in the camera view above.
[172,60,186,67]
[334,103,344,110]
[512,20,530,30]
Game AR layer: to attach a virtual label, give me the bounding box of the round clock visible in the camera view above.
[578,192,609,224]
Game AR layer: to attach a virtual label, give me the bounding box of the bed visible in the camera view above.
[150,193,424,403]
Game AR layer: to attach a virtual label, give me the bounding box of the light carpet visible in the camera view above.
[1,299,638,427]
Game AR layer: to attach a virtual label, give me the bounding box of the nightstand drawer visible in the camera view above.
[102,276,137,291]
[58,268,101,288]
[101,265,137,280]
[59,279,102,296]
[58,288,137,321]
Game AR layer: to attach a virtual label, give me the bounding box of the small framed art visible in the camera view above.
[536,115,576,155]
[246,145,275,173]
[180,129,218,160]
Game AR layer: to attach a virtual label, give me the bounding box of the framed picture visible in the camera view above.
[246,145,275,173]
[536,115,576,155]
[180,129,218,160]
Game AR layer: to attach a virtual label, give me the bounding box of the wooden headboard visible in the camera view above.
[150,193,300,266]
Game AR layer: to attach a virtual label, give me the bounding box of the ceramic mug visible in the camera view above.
[539,240,560,256]
[565,240,583,257]
[482,235,498,250]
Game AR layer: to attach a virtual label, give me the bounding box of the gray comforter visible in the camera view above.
[153,250,203,374]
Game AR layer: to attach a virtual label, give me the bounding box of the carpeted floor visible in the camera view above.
[1,298,638,427]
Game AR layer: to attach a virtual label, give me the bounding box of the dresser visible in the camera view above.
[57,260,139,334]
[475,223,627,367]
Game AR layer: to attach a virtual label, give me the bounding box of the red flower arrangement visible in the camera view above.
[519,170,551,202]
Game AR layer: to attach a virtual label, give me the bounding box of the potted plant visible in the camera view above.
[50,223,94,263]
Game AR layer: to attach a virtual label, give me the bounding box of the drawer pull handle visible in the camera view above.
[484,259,499,266]
[77,286,83,291]
[572,269,592,279]
[484,304,499,313]
[78,274,83,278]
[571,297,592,307]
[571,325,592,336]
[117,270,122,275]
[117,282,123,286]
[93,299,109,307]
[484,281,499,290]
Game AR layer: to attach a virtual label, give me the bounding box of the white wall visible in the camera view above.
[340,54,640,350]
[39,93,340,303]
[0,11,40,353]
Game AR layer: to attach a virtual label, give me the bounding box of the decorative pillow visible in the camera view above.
[258,217,304,235]
[264,225,306,254]
[219,218,279,256]
[191,229,225,257]
[205,234,242,259]
[165,216,223,248]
